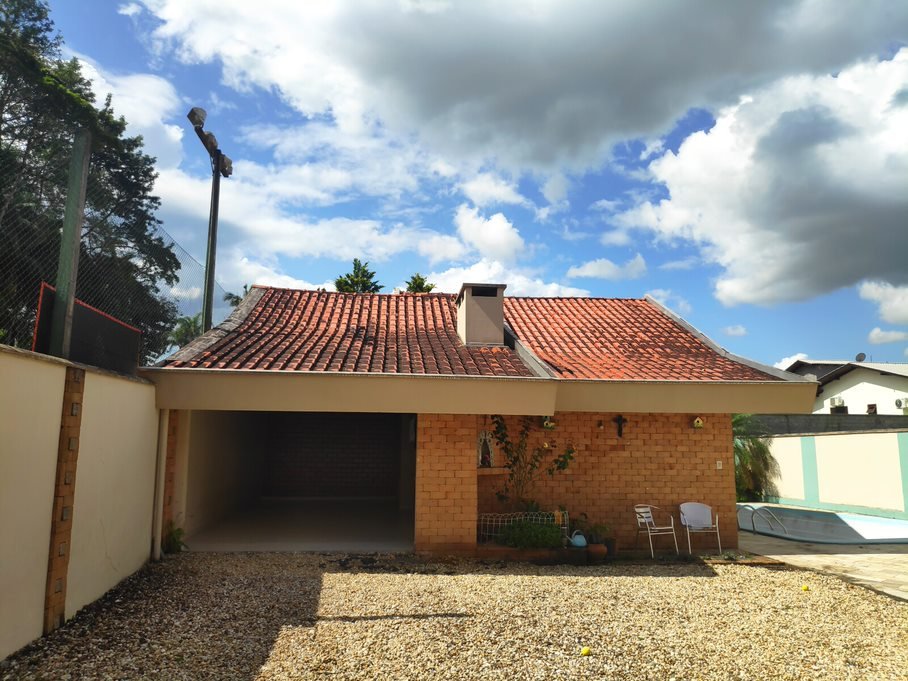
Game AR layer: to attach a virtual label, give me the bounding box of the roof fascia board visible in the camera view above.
[141,368,558,414]
[555,379,818,414]
[643,294,815,384]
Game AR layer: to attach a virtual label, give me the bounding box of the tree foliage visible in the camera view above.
[733,414,779,502]
[334,258,382,293]
[490,415,575,509]
[168,313,202,348]
[405,273,435,293]
[0,0,179,362]
[224,284,250,307]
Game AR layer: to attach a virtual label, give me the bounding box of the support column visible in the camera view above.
[151,409,170,561]
[44,366,85,634]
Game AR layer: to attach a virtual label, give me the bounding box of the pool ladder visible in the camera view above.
[737,504,789,536]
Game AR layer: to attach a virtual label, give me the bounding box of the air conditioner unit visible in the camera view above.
[895,396,908,409]
[829,397,845,408]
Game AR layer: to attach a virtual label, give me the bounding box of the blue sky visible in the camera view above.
[48,1,908,368]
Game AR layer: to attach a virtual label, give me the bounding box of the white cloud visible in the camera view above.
[645,288,692,315]
[454,204,525,263]
[659,257,699,271]
[141,1,908,171]
[168,285,201,300]
[428,259,588,297]
[75,55,183,168]
[868,327,908,344]
[416,234,470,265]
[723,324,747,337]
[617,51,908,307]
[460,173,528,207]
[567,253,646,280]
[220,251,334,291]
[859,281,908,325]
[541,173,569,204]
[774,352,808,370]
[118,3,142,17]
[590,198,621,212]
[599,229,633,247]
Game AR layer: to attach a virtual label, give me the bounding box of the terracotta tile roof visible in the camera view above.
[163,288,534,377]
[503,297,778,381]
[162,287,778,381]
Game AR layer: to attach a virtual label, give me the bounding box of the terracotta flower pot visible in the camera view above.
[587,543,608,565]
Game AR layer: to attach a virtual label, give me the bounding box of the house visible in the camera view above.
[784,358,908,415]
[139,283,815,555]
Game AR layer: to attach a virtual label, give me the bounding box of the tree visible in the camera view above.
[0,0,179,362]
[334,258,382,293]
[733,414,779,502]
[224,284,250,307]
[168,313,202,348]
[405,273,435,293]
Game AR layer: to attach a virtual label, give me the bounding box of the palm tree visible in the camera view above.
[168,313,202,348]
[224,284,251,308]
[405,273,435,292]
[733,414,779,501]
[335,259,382,293]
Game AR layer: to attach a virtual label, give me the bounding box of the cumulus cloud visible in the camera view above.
[723,325,748,337]
[140,1,908,171]
[428,259,588,297]
[859,281,908,325]
[774,352,808,370]
[617,51,908,307]
[118,3,142,17]
[454,204,525,263]
[75,55,183,168]
[460,173,528,207]
[645,288,692,315]
[567,253,646,280]
[868,327,908,344]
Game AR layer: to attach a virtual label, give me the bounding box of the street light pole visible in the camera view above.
[187,107,232,332]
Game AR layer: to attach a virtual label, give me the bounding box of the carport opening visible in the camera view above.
[184,411,416,552]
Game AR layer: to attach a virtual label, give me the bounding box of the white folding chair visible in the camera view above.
[679,502,721,554]
[634,504,679,558]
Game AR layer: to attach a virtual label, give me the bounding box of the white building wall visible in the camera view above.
[814,368,908,414]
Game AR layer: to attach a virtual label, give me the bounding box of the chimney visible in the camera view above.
[455,283,507,345]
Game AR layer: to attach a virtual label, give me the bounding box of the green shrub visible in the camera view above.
[499,521,563,549]
[162,521,188,554]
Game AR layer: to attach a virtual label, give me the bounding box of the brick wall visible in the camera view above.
[414,413,479,553]
[264,413,402,497]
[476,412,737,551]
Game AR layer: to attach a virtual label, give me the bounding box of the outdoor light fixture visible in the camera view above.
[187,106,233,331]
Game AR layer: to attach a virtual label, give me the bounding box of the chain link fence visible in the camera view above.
[0,138,232,365]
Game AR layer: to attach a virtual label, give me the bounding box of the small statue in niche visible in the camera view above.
[478,431,494,467]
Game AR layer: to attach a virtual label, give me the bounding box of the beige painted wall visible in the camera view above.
[66,372,158,619]
[185,411,264,537]
[815,432,904,511]
[770,437,805,501]
[0,351,65,659]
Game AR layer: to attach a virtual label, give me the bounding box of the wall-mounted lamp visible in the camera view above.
[692,416,705,429]
[596,420,604,430]
[542,416,556,430]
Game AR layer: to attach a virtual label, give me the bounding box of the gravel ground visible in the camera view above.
[2,553,906,680]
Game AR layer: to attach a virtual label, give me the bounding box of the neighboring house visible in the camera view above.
[785,359,908,415]
[139,283,814,555]
[756,359,908,521]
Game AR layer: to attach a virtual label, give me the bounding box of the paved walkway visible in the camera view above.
[739,532,908,601]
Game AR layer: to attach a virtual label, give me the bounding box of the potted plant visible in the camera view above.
[575,514,615,564]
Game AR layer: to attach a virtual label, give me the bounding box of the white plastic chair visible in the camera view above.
[679,502,721,554]
[634,504,679,558]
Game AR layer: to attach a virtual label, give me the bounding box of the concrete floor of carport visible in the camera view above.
[187,498,415,552]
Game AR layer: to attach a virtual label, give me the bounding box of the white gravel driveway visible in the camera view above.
[2,553,906,680]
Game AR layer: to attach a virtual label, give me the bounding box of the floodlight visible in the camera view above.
[187,107,207,128]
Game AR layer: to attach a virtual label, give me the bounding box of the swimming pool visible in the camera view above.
[737,503,908,544]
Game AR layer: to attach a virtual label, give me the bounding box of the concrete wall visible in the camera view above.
[0,351,65,659]
[814,369,908,414]
[769,431,908,519]
[65,372,158,619]
[184,411,264,537]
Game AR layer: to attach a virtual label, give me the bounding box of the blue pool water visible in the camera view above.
[737,503,908,544]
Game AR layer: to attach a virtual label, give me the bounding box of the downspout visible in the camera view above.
[151,408,170,561]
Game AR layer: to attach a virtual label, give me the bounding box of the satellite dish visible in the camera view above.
[855,352,867,362]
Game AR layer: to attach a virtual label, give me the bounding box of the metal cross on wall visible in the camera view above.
[613,414,627,438]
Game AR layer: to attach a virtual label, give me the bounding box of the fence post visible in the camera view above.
[49,128,92,359]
